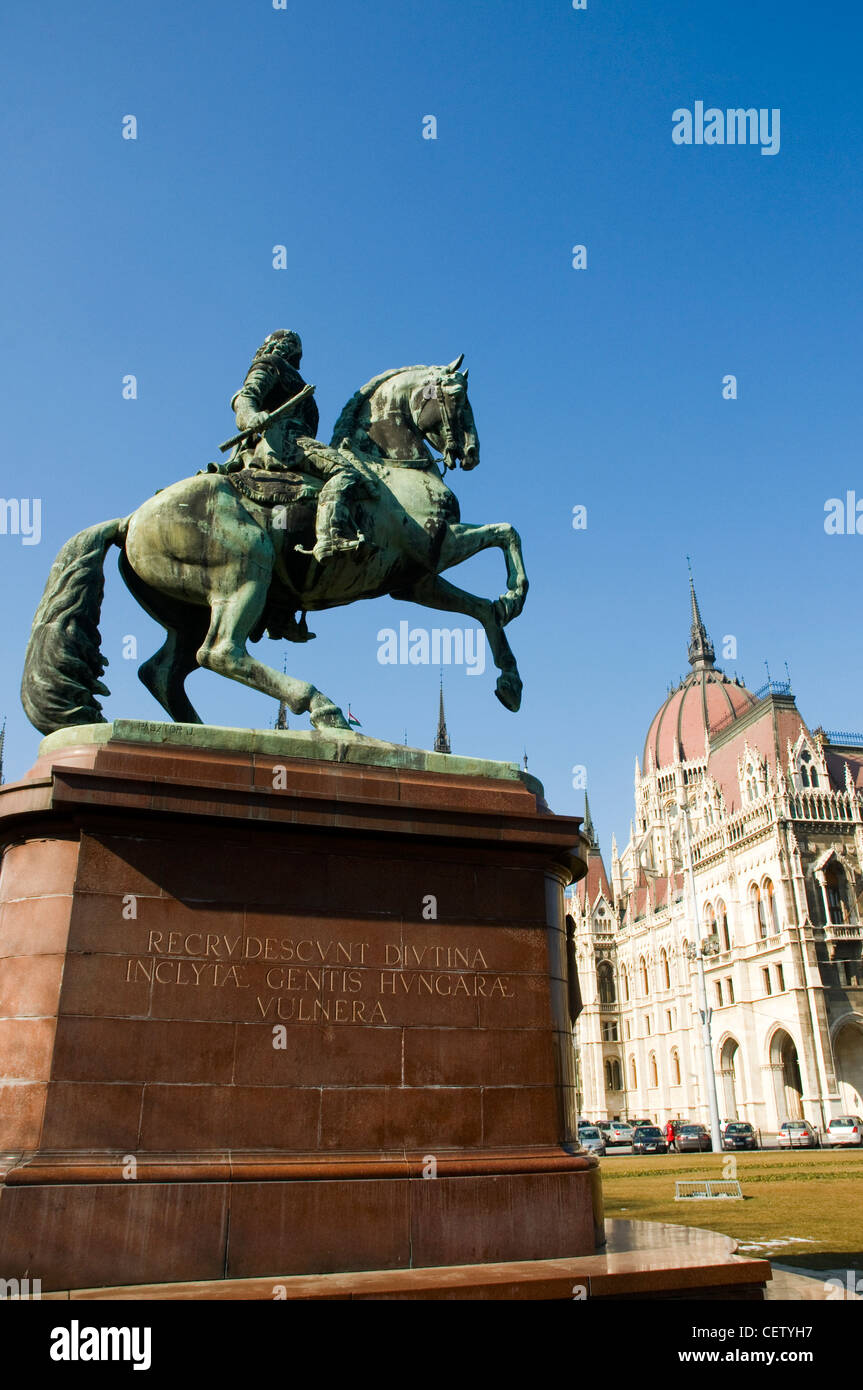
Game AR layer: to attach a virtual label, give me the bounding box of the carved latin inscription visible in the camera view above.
[122,933,515,1024]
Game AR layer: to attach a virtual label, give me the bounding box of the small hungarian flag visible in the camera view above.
[347,707,362,727]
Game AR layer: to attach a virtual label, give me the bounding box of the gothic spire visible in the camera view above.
[686,558,716,671]
[434,676,451,754]
[583,791,597,848]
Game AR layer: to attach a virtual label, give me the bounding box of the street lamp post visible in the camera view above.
[679,797,724,1153]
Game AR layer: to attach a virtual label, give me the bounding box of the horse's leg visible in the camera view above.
[139,618,208,725]
[196,577,351,730]
[436,522,528,627]
[398,572,523,712]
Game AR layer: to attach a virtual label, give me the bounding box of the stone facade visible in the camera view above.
[567,585,863,1136]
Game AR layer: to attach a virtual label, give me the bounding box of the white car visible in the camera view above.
[606,1122,634,1146]
[826,1115,863,1147]
[778,1119,818,1149]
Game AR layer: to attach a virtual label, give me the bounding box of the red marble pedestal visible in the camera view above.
[0,722,598,1293]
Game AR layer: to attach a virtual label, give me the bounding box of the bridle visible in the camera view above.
[417,371,462,470]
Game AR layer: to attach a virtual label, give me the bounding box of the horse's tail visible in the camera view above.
[21,516,130,735]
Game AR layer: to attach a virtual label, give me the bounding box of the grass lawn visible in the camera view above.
[599,1148,863,1274]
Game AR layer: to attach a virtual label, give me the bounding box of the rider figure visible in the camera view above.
[230,329,370,563]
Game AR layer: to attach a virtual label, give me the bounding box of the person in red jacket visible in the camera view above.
[666,1120,676,1152]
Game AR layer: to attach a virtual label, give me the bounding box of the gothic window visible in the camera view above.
[703,901,716,945]
[671,1049,681,1086]
[629,1056,638,1089]
[639,956,649,996]
[620,963,629,1002]
[799,749,820,789]
[763,877,780,932]
[824,863,848,925]
[660,948,670,990]
[716,898,730,950]
[750,883,767,939]
[597,960,616,1005]
[648,1052,659,1087]
[602,1020,619,1042]
[726,976,735,1003]
[605,1058,622,1092]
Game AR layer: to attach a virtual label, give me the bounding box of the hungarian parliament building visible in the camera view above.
[565,583,863,1135]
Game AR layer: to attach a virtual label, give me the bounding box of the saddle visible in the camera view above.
[226,467,321,509]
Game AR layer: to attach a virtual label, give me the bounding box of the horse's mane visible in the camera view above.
[330,364,428,451]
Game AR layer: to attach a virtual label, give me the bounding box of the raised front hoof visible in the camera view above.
[494,594,524,627]
[494,672,522,712]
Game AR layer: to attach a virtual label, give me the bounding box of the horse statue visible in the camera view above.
[21,357,529,737]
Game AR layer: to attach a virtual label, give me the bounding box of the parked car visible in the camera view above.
[722,1121,758,1151]
[606,1122,635,1146]
[577,1124,607,1156]
[825,1115,863,1147]
[629,1119,653,1131]
[778,1120,818,1149]
[631,1125,668,1154]
[675,1123,712,1153]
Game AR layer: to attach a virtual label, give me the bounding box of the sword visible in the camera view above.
[218,382,316,453]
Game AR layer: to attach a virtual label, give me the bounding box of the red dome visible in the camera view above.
[644,668,757,770]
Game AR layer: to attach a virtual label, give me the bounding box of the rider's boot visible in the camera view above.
[295,479,372,562]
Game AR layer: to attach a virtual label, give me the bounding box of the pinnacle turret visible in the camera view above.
[434,677,451,754]
[686,560,716,671]
[583,792,597,848]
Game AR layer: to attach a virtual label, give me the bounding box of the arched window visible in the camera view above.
[703,901,716,946]
[639,956,649,997]
[750,883,767,939]
[660,948,670,990]
[799,749,820,788]
[716,898,730,950]
[605,1058,622,1092]
[629,1056,638,1089]
[670,1049,681,1086]
[648,1052,659,1088]
[825,863,849,925]
[597,960,616,1005]
[763,877,780,932]
[620,963,629,1002]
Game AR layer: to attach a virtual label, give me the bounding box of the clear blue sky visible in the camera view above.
[2,0,861,853]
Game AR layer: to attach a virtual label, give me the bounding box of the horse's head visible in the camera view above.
[410,355,480,471]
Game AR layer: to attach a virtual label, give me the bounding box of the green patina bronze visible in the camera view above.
[37,719,546,797]
[21,331,528,738]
